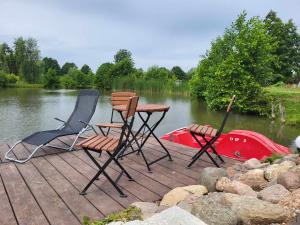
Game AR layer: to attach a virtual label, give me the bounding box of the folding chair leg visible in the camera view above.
[202,136,224,163]
[81,149,127,197]
[108,151,134,181]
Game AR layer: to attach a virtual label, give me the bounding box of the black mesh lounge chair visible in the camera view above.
[5,89,100,163]
[187,95,235,168]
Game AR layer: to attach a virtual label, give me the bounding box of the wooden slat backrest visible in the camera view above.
[123,96,139,120]
[111,92,136,106]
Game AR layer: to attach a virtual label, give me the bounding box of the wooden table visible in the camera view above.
[113,104,173,172]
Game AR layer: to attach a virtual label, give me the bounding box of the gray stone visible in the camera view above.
[129,206,208,225]
[258,184,290,203]
[160,185,208,207]
[190,195,238,225]
[264,161,296,181]
[216,177,257,197]
[279,188,300,210]
[221,193,292,225]
[277,171,300,190]
[198,167,228,192]
[238,169,268,191]
[130,202,159,220]
[244,158,262,169]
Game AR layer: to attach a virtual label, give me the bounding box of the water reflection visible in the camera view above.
[0,89,298,148]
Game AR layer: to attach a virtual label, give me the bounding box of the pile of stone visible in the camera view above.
[109,154,300,225]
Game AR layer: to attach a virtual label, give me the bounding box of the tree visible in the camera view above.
[80,64,92,74]
[15,38,41,83]
[43,68,60,89]
[144,66,173,80]
[95,62,114,89]
[42,57,61,75]
[114,49,132,63]
[66,68,92,88]
[111,58,134,77]
[61,62,77,75]
[171,66,186,80]
[0,43,17,74]
[264,11,300,83]
[190,12,275,114]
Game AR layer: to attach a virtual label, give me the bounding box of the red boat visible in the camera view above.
[161,127,291,161]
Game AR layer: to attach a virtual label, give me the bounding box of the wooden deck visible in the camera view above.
[0,130,235,225]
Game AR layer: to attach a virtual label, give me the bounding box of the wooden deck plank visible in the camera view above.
[16,162,81,225]
[46,153,124,216]
[0,163,50,225]
[30,157,103,221]
[0,174,18,225]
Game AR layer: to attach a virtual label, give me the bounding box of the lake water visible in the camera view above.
[0,88,298,150]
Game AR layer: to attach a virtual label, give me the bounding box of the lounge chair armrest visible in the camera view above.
[96,123,124,129]
[54,117,67,124]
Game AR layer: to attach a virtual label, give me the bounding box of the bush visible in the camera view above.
[190,12,276,114]
[43,68,60,89]
[0,71,18,87]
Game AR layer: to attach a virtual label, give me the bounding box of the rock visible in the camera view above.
[154,205,169,213]
[295,157,300,165]
[258,184,290,203]
[279,188,300,210]
[136,206,208,225]
[221,193,292,225]
[264,161,296,181]
[160,185,208,207]
[107,222,125,225]
[238,169,268,191]
[244,158,262,169]
[280,154,300,163]
[130,202,158,220]
[277,171,300,190]
[190,195,238,225]
[289,165,300,177]
[198,167,228,192]
[216,177,257,197]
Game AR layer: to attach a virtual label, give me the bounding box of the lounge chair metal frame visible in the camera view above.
[187,95,235,168]
[5,89,99,163]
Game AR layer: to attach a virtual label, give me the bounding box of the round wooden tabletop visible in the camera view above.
[113,104,170,113]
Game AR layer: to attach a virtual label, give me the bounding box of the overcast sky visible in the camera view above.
[0,0,299,72]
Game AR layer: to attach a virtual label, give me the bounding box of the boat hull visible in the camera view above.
[161,128,291,161]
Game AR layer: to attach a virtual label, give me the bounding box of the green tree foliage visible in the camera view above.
[61,62,77,75]
[81,64,92,74]
[111,58,134,77]
[171,66,186,80]
[61,68,93,89]
[144,66,174,81]
[42,57,61,75]
[0,43,17,74]
[264,11,300,83]
[0,70,18,87]
[95,62,114,89]
[43,68,60,89]
[14,37,41,83]
[190,12,275,114]
[114,49,132,63]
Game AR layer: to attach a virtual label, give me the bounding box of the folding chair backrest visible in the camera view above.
[65,89,100,132]
[123,96,139,120]
[111,92,136,106]
[217,95,235,135]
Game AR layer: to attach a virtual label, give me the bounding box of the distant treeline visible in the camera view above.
[0,39,192,89]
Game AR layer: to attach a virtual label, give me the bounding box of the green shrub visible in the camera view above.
[263,153,284,164]
[43,68,60,89]
[83,206,142,225]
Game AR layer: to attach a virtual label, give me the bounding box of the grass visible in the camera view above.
[265,85,300,127]
[7,81,43,88]
[83,206,142,225]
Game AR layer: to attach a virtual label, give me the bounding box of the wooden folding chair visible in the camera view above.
[187,95,235,168]
[98,92,136,136]
[76,96,139,197]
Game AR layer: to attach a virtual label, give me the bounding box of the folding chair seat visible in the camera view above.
[76,96,139,197]
[187,95,235,168]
